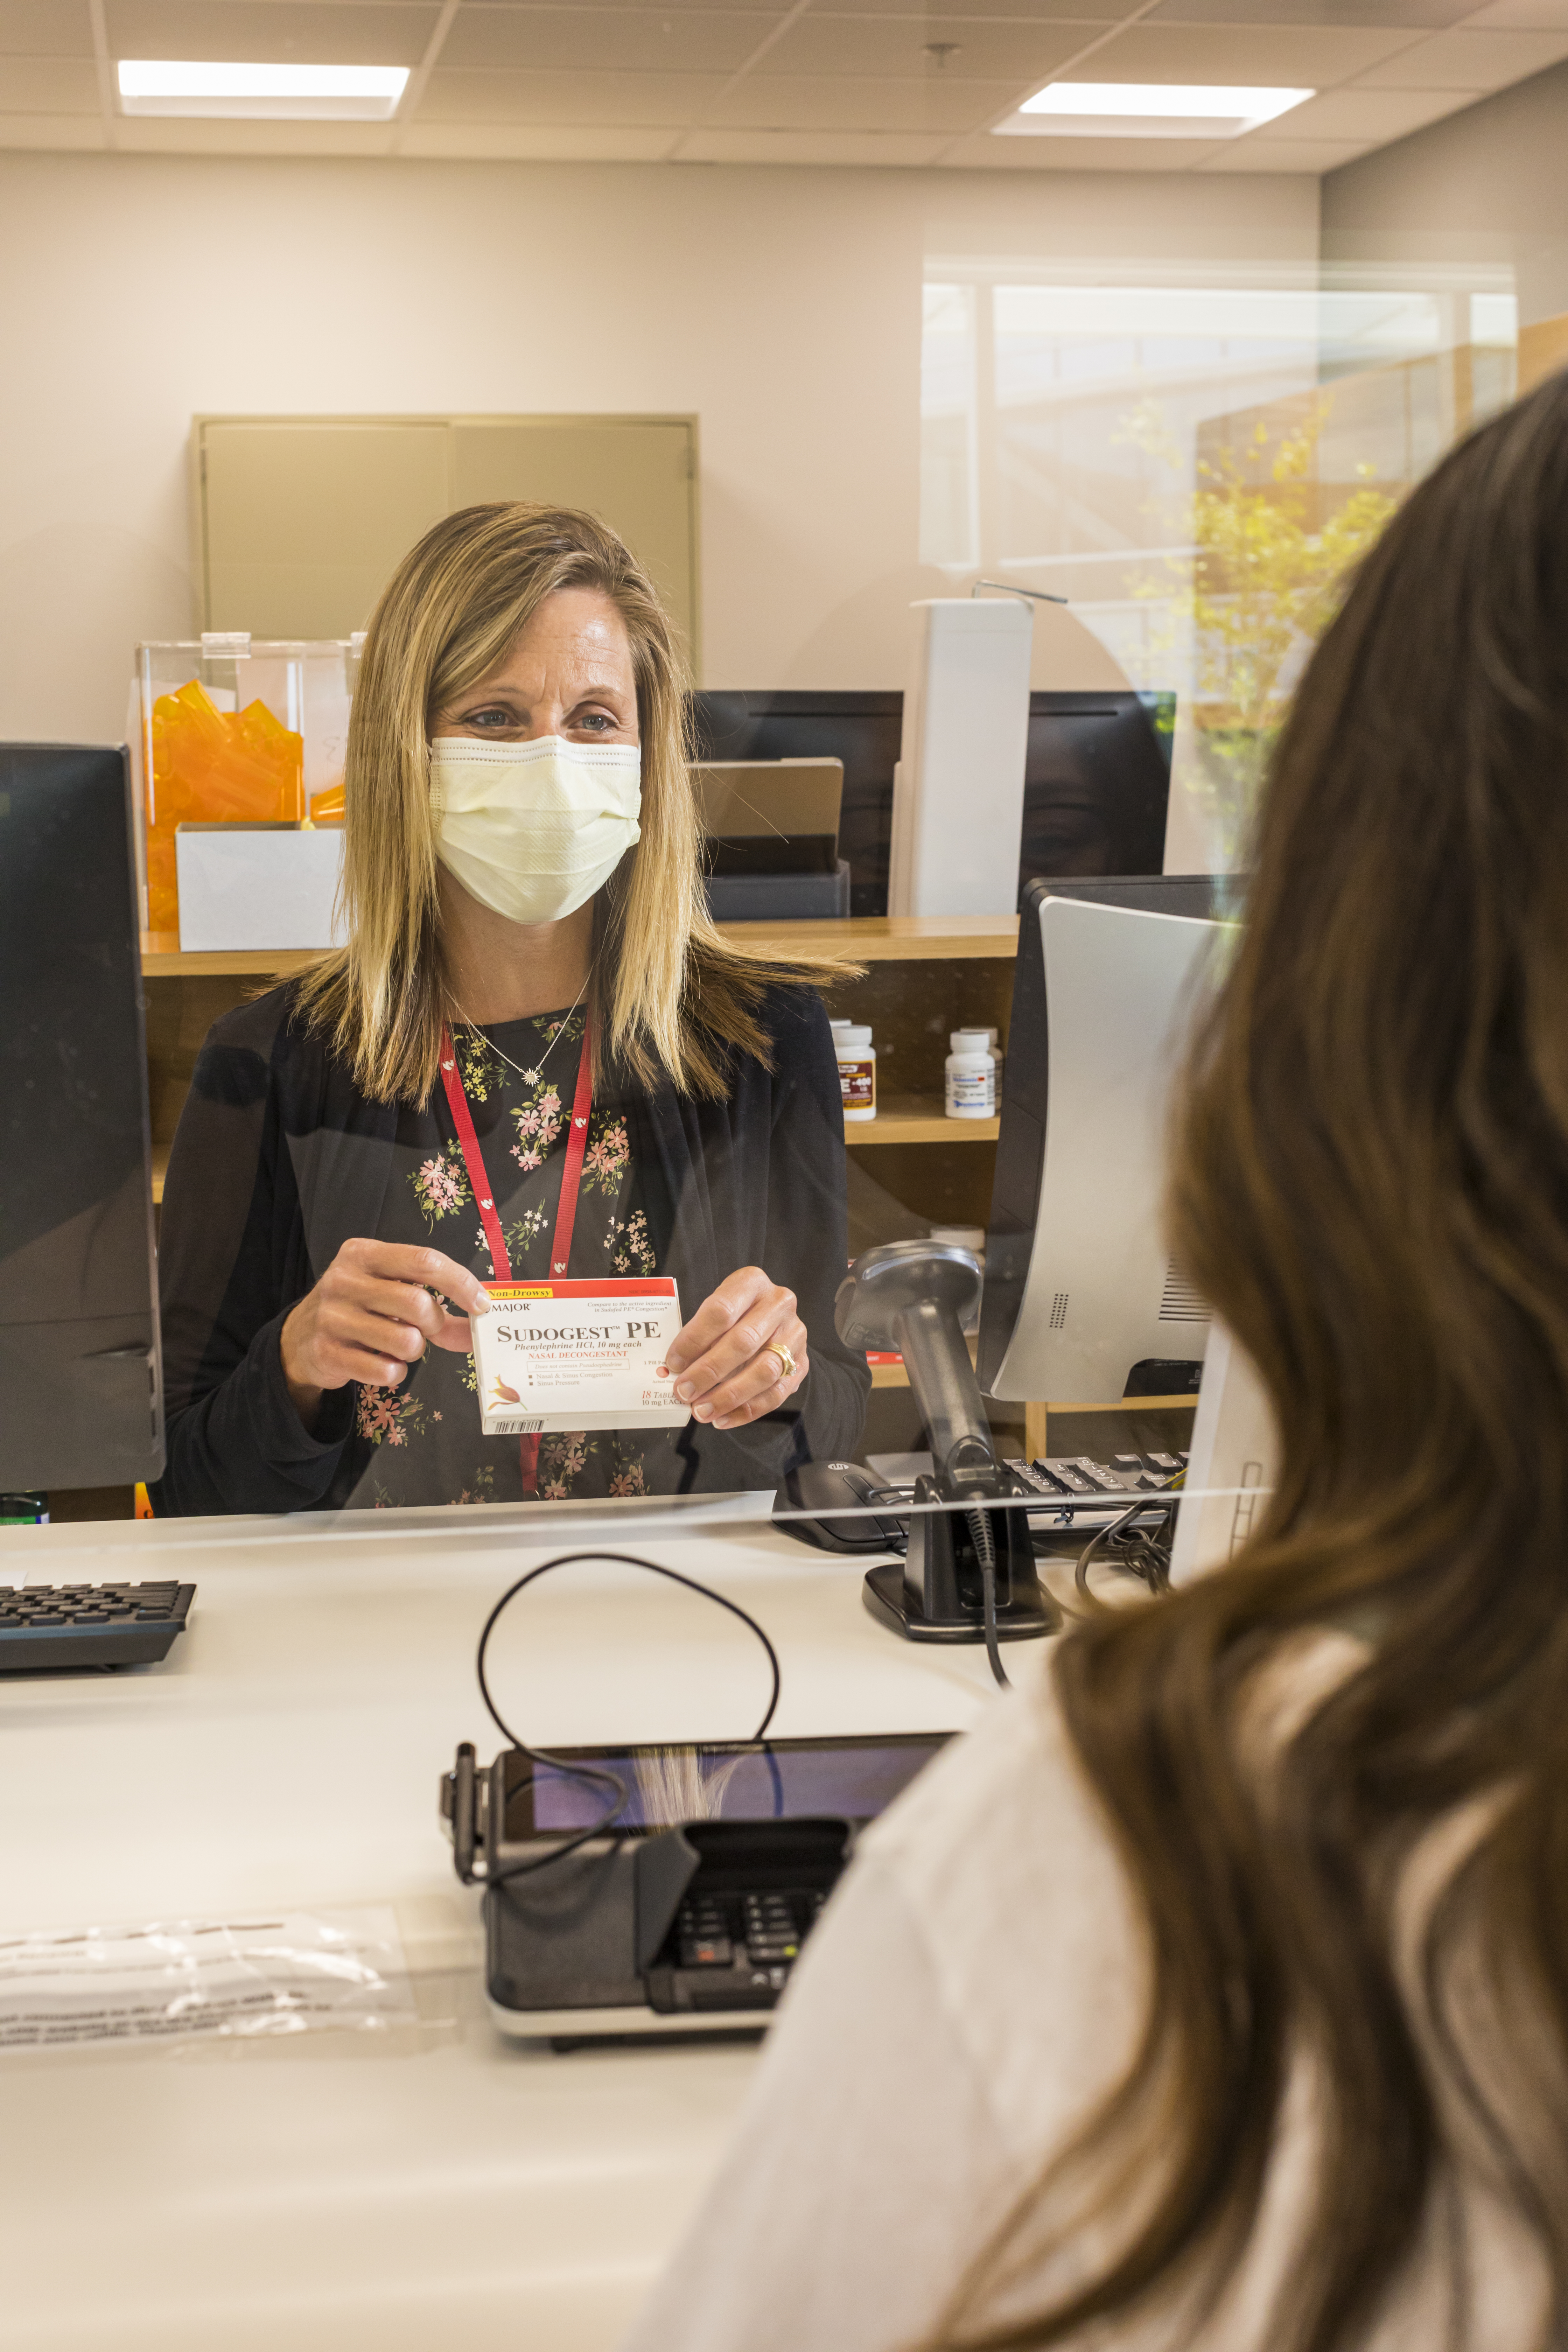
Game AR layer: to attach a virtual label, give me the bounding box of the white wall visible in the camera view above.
[0,152,1318,745]
[1323,59,1568,327]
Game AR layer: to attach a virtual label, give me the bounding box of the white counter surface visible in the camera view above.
[0,1496,1000,2351]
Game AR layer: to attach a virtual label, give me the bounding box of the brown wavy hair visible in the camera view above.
[297,502,846,1103]
[943,371,1568,2350]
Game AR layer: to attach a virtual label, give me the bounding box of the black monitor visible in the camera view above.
[1019,691,1172,899]
[688,689,1172,917]
[688,692,902,918]
[0,744,164,1491]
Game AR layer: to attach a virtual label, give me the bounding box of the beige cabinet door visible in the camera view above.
[451,419,697,659]
[201,422,451,640]
[196,414,700,661]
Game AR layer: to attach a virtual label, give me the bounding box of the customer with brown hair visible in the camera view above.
[624,377,1568,2350]
[153,503,868,1513]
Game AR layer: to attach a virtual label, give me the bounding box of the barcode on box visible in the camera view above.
[490,1419,544,1435]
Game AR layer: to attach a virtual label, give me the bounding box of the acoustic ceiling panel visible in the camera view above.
[439,9,764,74]
[105,0,439,66]
[7,0,1568,172]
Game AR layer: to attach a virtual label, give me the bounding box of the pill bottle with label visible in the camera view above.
[834,1022,877,1121]
[953,1027,1003,1093]
[945,1044,994,1119]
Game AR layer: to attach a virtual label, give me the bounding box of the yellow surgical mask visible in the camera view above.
[430,735,641,926]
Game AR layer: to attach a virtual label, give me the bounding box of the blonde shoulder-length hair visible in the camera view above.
[296,502,849,1105]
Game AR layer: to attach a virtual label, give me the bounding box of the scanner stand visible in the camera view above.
[862,1468,1054,1643]
[834,1241,1060,1646]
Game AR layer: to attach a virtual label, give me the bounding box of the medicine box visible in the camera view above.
[175,823,345,952]
[470,1279,690,1436]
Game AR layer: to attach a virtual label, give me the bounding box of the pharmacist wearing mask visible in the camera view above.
[151,503,869,1513]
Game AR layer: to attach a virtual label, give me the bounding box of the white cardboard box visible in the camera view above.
[470,1279,690,1435]
[175,824,345,952]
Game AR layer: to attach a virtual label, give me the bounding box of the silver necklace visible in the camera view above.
[450,964,592,1087]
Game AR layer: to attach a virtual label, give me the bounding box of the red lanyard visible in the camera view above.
[438,1015,595,1498]
[438,1015,594,1282]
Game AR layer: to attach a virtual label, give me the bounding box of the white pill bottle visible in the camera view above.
[832,1021,877,1122]
[953,1026,1003,1096]
[945,1042,994,1119]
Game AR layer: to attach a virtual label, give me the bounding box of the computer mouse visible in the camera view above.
[772,1460,907,1555]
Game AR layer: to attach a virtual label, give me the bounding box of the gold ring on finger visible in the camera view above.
[765,1342,797,1384]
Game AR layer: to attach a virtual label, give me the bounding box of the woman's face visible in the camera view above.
[432,587,639,747]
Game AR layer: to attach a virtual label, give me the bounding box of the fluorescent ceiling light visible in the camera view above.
[116,59,410,120]
[999,82,1313,139]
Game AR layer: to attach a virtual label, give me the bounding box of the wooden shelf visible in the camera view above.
[141,935,317,978]
[138,913,1020,980]
[720,915,1019,964]
[845,1096,998,1144]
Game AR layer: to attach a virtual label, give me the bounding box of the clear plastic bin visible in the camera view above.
[132,634,360,938]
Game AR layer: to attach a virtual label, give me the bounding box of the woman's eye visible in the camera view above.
[465,708,516,730]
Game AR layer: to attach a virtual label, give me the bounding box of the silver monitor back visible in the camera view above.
[978,876,1230,1406]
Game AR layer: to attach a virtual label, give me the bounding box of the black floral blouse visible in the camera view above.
[352,1008,667,1509]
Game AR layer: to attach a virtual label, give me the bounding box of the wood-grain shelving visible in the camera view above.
[138,913,1021,977]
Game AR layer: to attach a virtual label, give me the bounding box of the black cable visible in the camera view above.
[1073,1478,1180,1611]
[966,1507,1010,1689]
[464,1550,782,1890]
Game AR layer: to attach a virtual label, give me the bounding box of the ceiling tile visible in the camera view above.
[940,125,1225,165]
[678,124,951,161]
[751,16,1098,79]
[0,56,98,108]
[1353,25,1568,83]
[1463,0,1568,23]
[805,0,1125,16]
[0,108,104,144]
[0,3,94,59]
[115,110,393,147]
[1147,0,1474,22]
[106,1,439,68]
[1265,83,1479,133]
[1072,23,1427,79]
[513,0,775,10]
[400,119,680,156]
[418,65,727,122]
[1198,135,1370,168]
[707,70,1019,127]
[440,9,768,75]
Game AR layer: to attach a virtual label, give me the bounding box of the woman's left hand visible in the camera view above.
[660,1268,808,1431]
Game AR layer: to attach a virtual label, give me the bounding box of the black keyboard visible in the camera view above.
[1006,1452,1188,1503]
[0,1582,194,1672]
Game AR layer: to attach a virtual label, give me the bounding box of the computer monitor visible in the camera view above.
[0,744,165,1491]
[688,690,1173,917]
[977,874,1233,1408]
[688,692,902,917]
[1019,692,1172,899]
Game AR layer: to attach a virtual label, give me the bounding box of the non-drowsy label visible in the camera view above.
[470,1278,690,1434]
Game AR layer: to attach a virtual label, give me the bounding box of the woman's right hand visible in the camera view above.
[279,1239,491,1428]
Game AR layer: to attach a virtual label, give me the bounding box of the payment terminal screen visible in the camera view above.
[503,1732,950,1836]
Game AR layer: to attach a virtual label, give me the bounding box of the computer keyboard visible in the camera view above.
[0,1582,194,1672]
[1006,1452,1187,1503]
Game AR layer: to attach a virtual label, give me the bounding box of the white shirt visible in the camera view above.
[622,1650,1542,2352]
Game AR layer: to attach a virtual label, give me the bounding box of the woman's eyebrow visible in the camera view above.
[452,684,529,707]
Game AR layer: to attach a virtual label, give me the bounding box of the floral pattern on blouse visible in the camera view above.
[412,1142,469,1229]
[348,1006,668,1512]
